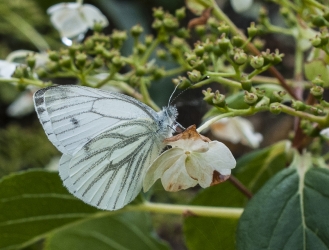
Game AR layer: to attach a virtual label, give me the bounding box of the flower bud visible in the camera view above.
[272,90,286,102]
[112,56,125,69]
[312,76,324,86]
[163,14,179,31]
[195,25,206,36]
[59,55,72,68]
[311,36,322,47]
[48,51,60,62]
[176,28,189,39]
[26,55,36,69]
[272,49,284,64]
[311,15,327,27]
[35,67,47,78]
[233,49,248,65]
[217,22,230,35]
[253,38,265,50]
[131,24,144,37]
[145,35,154,46]
[152,68,165,79]
[156,49,167,60]
[153,7,164,20]
[231,36,244,47]
[194,44,205,57]
[244,91,258,105]
[175,7,186,19]
[172,76,191,88]
[94,43,105,54]
[69,44,82,56]
[12,66,24,78]
[269,103,282,114]
[247,22,258,38]
[218,34,230,52]
[93,21,105,32]
[93,56,104,68]
[254,88,265,98]
[136,65,146,76]
[202,88,215,104]
[212,90,226,107]
[46,61,60,73]
[250,55,264,69]
[137,43,147,54]
[75,52,87,67]
[292,101,306,111]
[310,85,324,99]
[187,69,202,82]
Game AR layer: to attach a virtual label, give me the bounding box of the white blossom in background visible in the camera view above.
[210,117,263,148]
[230,0,253,13]
[320,128,329,140]
[143,125,236,192]
[47,3,109,46]
[0,60,19,79]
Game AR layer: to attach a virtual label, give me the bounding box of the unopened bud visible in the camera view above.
[187,69,202,82]
[175,7,186,19]
[292,100,306,111]
[240,75,252,91]
[310,85,324,99]
[244,91,258,105]
[250,55,264,69]
[202,88,215,104]
[212,90,226,107]
[312,76,324,86]
[247,22,258,38]
[269,103,282,114]
[231,36,244,47]
[131,24,144,37]
[218,34,230,52]
[233,49,248,65]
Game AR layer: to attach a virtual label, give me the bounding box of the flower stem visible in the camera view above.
[130,201,243,219]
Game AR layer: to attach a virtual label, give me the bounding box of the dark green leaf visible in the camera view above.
[236,152,329,250]
[0,170,98,250]
[45,212,170,250]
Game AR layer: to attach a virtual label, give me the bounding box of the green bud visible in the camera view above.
[254,88,265,98]
[112,56,126,69]
[218,34,230,52]
[212,90,226,107]
[292,100,306,111]
[320,31,329,46]
[195,25,206,36]
[208,17,219,29]
[69,44,82,56]
[311,35,322,47]
[45,61,59,73]
[112,30,127,46]
[156,49,167,60]
[175,7,186,19]
[93,22,104,32]
[26,55,36,69]
[310,106,324,115]
[102,49,117,60]
[93,56,104,68]
[163,14,179,31]
[153,7,164,20]
[202,88,215,104]
[136,66,146,76]
[185,52,197,64]
[269,103,282,114]
[187,69,202,82]
[137,43,147,54]
[240,75,252,91]
[152,68,165,80]
[84,38,94,50]
[131,24,144,37]
[311,15,327,27]
[261,49,274,65]
[247,22,258,38]
[172,76,191,88]
[203,40,213,52]
[176,28,190,38]
[259,6,268,20]
[35,67,47,78]
[231,36,245,47]
[244,91,258,105]
[310,85,324,99]
[95,43,105,54]
[12,66,24,78]
[172,37,185,48]
[312,76,324,86]
[217,22,230,35]
[233,49,248,65]
[48,51,60,61]
[59,55,72,68]
[194,44,205,57]
[272,90,286,102]
[75,53,87,67]
[250,55,264,69]
[152,19,163,30]
[255,96,270,109]
[253,38,265,50]
[272,49,284,64]
[190,58,206,74]
[145,35,153,46]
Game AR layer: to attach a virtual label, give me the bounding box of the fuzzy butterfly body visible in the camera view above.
[34,85,177,210]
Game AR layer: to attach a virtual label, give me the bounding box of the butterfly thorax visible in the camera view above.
[156,106,178,139]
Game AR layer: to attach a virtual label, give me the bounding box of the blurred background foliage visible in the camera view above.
[0,0,297,249]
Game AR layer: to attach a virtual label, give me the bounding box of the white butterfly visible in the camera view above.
[34,85,178,210]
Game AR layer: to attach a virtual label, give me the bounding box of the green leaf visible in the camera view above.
[45,212,170,250]
[0,170,98,250]
[305,59,329,85]
[236,151,329,249]
[183,141,289,250]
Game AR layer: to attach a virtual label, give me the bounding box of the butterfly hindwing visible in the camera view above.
[61,119,162,210]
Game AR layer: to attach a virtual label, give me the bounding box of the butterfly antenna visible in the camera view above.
[168,82,181,108]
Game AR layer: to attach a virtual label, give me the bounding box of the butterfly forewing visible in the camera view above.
[34,85,158,155]
[34,85,176,210]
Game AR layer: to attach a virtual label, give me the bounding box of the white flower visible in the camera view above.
[143,125,236,192]
[210,117,263,148]
[47,3,109,45]
[230,0,253,13]
[0,60,18,79]
[320,128,329,139]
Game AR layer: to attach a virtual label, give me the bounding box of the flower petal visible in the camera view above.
[161,154,198,192]
[81,4,109,28]
[143,148,183,192]
[185,141,236,188]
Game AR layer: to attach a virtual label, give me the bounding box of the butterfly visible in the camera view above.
[34,85,178,210]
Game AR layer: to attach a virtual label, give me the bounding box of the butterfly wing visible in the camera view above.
[59,118,162,210]
[33,85,158,155]
[34,85,167,210]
